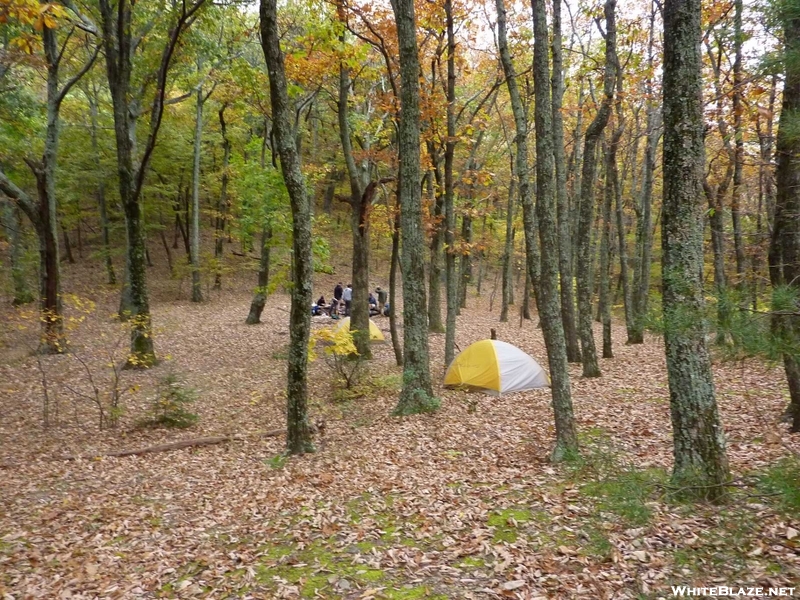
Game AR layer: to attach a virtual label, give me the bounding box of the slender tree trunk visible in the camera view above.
[500,170,515,323]
[496,0,538,332]
[428,167,445,332]
[190,84,204,303]
[552,0,581,363]
[662,0,730,496]
[531,0,578,461]
[613,107,634,343]
[61,223,75,265]
[391,0,436,414]
[2,201,34,305]
[260,0,314,453]
[88,91,116,285]
[569,83,586,271]
[731,0,747,288]
[389,195,403,366]
[458,213,472,309]
[214,104,231,290]
[443,0,458,366]
[575,0,616,377]
[629,4,660,345]
[600,139,616,359]
[336,23,372,359]
[768,4,800,433]
[246,226,272,325]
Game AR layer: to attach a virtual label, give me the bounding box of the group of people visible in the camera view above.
[312,283,389,318]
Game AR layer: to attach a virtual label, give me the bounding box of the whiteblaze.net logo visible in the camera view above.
[671,587,796,597]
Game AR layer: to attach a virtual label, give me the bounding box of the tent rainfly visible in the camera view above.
[335,317,386,343]
[444,339,550,395]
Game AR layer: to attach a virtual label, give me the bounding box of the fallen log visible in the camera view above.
[61,428,285,462]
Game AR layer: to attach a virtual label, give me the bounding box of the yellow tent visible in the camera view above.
[335,317,386,343]
[444,340,549,395]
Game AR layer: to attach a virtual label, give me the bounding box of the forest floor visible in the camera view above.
[1,259,799,599]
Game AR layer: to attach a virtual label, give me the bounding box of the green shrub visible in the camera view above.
[140,373,199,429]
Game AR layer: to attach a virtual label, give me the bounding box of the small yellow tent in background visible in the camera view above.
[334,317,386,343]
[444,339,549,395]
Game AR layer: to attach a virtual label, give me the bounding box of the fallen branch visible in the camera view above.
[60,428,285,462]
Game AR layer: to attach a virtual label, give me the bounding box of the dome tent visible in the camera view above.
[444,340,549,395]
[334,317,386,343]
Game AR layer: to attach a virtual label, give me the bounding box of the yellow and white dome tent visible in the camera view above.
[334,317,386,343]
[444,339,550,395]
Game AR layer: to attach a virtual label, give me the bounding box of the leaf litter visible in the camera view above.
[0,267,798,599]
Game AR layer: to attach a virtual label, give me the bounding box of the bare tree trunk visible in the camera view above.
[443,0,458,367]
[260,0,314,453]
[214,104,231,290]
[1,201,34,305]
[662,0,730,496]
[246,226,272,325]
[495,0,537,333]
[575,0,616,378]
[391,0,436,414]
[768,4,800,433]
[428,167,445,332]
[500,170,515,323]
[530,0,578,461]
[551,0,581,363]
[389,195,403,366]
[190,83,204,303]
[731,0,747,288]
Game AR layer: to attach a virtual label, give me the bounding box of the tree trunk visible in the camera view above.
[495,0,537,331]
[214,104,231,290]
[391,0,436,415]
[260,0,314,453]
[336,24,372,360]
[443,0,458,367]
[600,138,617,359]
[190,85,204,303]
[575,0,616,378]
[2,201,34,305]
[61,224,75,264]
[731,0,747,288]
[246,226,272,325]
[531,0,578,461]
[500,171,515,323]
[458,212,472,309]
[629,3,660,345]
[662,0,730,496]
[551,0,581,363]
[428,167,445,332]
[768,4,800,433]
[389,195,403,366]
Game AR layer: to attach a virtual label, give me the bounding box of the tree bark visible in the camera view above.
[575,0,616,377]
[190,83,204,303]
[245,226,272,325]
[551,0,581,363]
[731,0,747,288]
[500,166,515,323]
[336,21,373,359]
[768,3,800,433]
[389,194,403,366]
[260,0,315,453]
[391,0,436,414]
[629,4,660,345]
[531,0,578,461]
[662,0,730,496]
[443,1,458,365]
[214,104,231,290]
[99,0,206,365]
[496,0,538,331]
[87,87,116,285]
[1,201,34,305]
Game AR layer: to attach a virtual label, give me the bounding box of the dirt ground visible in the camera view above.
[1,257,798,599]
